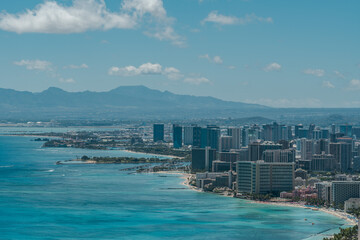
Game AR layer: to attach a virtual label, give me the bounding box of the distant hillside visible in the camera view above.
[0,86,269,120]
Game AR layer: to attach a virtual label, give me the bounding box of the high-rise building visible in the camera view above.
[219,151,239,171]
[331,181,360,206]
[262,122,287,142]
[263,124,272,141]
[308,124,316,139]
[235,148,249,161]
[248,142,261,161]
[228,127,242,149]
[262,149,296,163]
[191,147,217,172]
[153,124,164,142]
[172,124,182,149]
[340,124,352,137]
[321,129,330,139]
[311,153,337,172]
[248,127,260,144]
[352,127,360,139]
[212,161,231,172]
[220,136,233,152]
[330,142,352,172]
[298,129,309,139]
[241,126,249,147]
[295,124,303,138]
[313,129,321,140]
[207,125,220,151]
[200,128,208,148]
[315,182,331,203]
[314,139,329,154]
[287,126,293,140]
[219,152,240,163]
[183,126,193,145]
[192,126,202,148]
[300,139,314,161]
[249,141,282,161]
[236,161,294,194]
[331,124,336,134]
[353,156,360,172]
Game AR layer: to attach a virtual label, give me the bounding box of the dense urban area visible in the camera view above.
[9,120,360,239]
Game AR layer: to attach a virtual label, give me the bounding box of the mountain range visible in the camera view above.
[0,86,269,120]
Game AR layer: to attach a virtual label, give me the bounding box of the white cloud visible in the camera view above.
[199,54,211,61]
[202,11,238,25]
[199,54,223,64]
[14,59,52,71]
[122,0,167,19]
[109,63,162,76]
[184,77,210,85]
[348,79,360,90]
[59,78,75,83]
[202,11,273,26]
[245,98,322,108]
[14,59,80,82]
[322,81,335,88]
[0,0,135,33]
[144,26,185,47]
[264,62,281,72]
[0,0,183,46]
[228,65,236,70]
[303,68,325,77]
[109,62,182,80]
[163,67,183,80]
[334,70,345,79]
[64,63,88,69]
[213,56,223,64]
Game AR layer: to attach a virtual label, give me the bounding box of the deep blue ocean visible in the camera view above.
[0,128,349,239]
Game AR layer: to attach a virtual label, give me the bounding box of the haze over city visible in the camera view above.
[0,0,359,107]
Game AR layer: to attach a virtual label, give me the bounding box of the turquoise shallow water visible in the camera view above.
[0,133,348,240]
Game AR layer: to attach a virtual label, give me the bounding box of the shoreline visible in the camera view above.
[159,171,357,227]
[0,134,58,138]
[122,149,185,159]
[1,135,185,160]
[251,201,357,226]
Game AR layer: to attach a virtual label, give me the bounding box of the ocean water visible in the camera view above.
[0,134,348,240]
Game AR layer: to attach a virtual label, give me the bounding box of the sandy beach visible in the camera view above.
[252,201,357,225]
[164,171,358,226]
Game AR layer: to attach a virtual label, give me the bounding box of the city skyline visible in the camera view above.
[0,0,359,107]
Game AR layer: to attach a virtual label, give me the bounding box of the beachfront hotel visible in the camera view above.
[331,181,360,206]
[236,161,295,194]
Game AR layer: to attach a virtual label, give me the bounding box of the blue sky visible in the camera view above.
[0,0,359,107]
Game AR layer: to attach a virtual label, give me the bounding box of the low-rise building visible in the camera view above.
[344,198,360,212]
[196,172,233,189]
